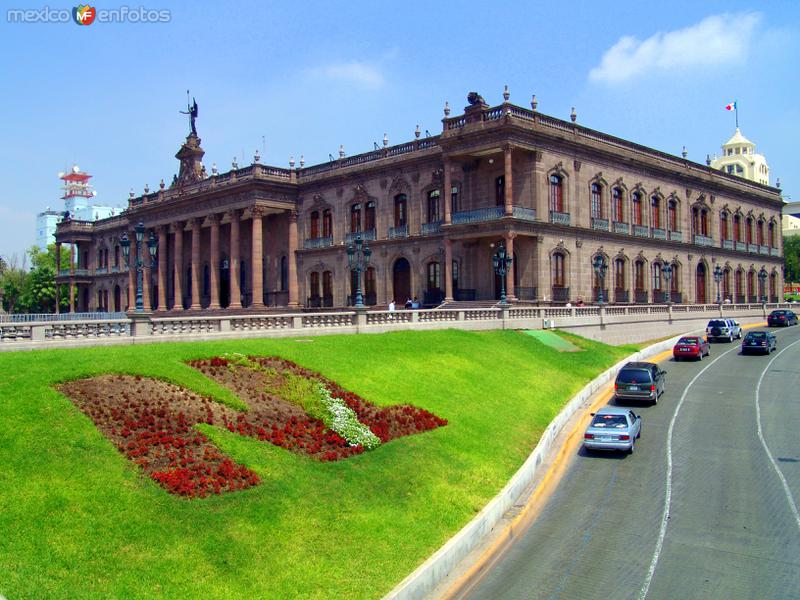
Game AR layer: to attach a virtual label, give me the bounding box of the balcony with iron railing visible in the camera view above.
[345,229,376,244]
[613,222,630,235]
[735,241,746,252]
[592,288,609,303]
[591,217,609,231]
[651,227,666,240]
[771,247,780,257]
[511,206,537,221]
[722,239,734,250]
[421,221,443,235]
[633,224,650,238]
[451,206,504,225]
[388,224,409,239]
[551,286,570,303]
[515,286,537,301]
[550,210,570,226]
[303,236,333,250]
[652,290,668,303]
[693,234,714,247]
[614,289,629,303]
[747,243,758,253]
[670,291,683,304]
[759,245,769,255]
[634,289,649,304]
[669,230,683,242]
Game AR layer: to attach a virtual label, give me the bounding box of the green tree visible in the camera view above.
[784,235,800,283]
[11,246,70,314]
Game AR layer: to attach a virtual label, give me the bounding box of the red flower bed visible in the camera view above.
[58,357,446,499]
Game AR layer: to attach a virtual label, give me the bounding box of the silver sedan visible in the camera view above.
[583,406,642,454]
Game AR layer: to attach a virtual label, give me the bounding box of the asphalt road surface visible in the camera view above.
[462,325,800,600]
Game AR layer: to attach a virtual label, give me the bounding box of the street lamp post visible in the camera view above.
[346,234,372,309]
[713,264,723,305]
[492,243,513,305]
[758,266,768,304]
[120,220,157,312]
[592,254,608,304]
[661,262,673,305]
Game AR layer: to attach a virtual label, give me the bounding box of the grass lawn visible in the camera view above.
[0,329,637,599]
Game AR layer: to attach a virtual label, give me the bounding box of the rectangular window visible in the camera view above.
[451,185,459,214]
[591,184,602,219]
[427,262,441,290]
[350,204,361,233]
[310,211,319,239]
[364,201,376,231]
[394,195,407,227]
[322,209,332,238]
[552,254,565,287]
[427,190,441,222]
[632,193,642,226]
[613,189,624,222]
[651,197,660,229]
[495,176,505,207]
[615,260,625,290]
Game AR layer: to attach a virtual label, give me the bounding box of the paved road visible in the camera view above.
[462,325,800,600]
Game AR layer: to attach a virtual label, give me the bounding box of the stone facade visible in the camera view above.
[55,93,784,313]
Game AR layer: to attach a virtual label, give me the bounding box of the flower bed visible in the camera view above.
[58,357,446,499]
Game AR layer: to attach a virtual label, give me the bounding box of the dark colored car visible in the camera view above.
[672,336,710,361]
[614,361,666,405]
[767,310,798,327]
[741,331,777,355]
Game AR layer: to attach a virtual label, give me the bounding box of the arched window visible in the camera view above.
[322,271,333,304]
[591,183,603,219]
[394,194,407,227]
[322,209,332,238]
[614,259,626,290]
[668,199,678,232]
[692,206,709,237]
[310,211,320,239]
[735,269,744,302]
[364,201,376,232]
[756,219,764,246]
[309,272,320,300]
[552,253,566,287]
[769,272,777,301]
[495,176,505,206]
[350,204,361,233]
[632,192,643,226]
[651,196,661,229]
[722,267,731,301]
[652,263,662,291]
[549,174,564,213]
[364,267,376,305]
[733,214,742,242]
[634,260,645,291]
[745,217,753,244]
[670,263,680,295]
[613,188,624,223]
[747,269,755,301]
[720,211,729,241]
[768,221,775,248]
[427,189,441,223]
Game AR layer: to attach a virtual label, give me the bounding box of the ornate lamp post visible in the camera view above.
[713,264,723,305]
[592,254,608,304]
[758,266,768,304]
[492,243,513,305]
[346,234,372,309]
[661,262,673,305]
[120,220,157,312]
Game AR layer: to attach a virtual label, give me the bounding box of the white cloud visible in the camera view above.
[308,60,385,90]
[589,13,762,84]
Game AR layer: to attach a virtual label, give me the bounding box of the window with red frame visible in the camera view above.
[632,192,643,226]
[615,258,626,290]
[552,252,565,287]
[322,209,332,238]
[550,174,564,213]
[668,199,677,231]
[591,183,603,219]
[613,188,624,222]
[651,196,661,229]
[394,194,407,227]
[310,211,319,239]
[350,204,361,233]
[364,201,376,232]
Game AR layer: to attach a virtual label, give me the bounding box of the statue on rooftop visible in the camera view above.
[179,90,198,136]
[467,92,485,106]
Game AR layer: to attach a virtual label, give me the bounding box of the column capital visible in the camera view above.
[226,208,241,221]
[169,221,184,234]
[207,212,220,225]
[189,216,202,229]
[503,143,514,154]
[251,205,267,219]
[289,209,299,223]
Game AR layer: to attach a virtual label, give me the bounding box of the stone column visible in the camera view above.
[443,159,452,225]
[69,243,75,274]
[157,226,168,311]
[69,282,75,312]
[173,222,184,310]
[444,238,454,301]
[55,243,61,313]
[142,238,152,312]
[504,145,514,216]
[190,218,202,310]
[506,233,517,301]
[288,210,299,308]
[228,209,242,309]
[127,233,135,311]
[209,214,220,309]
[251,207,264,307]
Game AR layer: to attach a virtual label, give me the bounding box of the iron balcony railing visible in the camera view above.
[634,289,649,304]
[451,206,504,225]
[759,245,769,255]
[614,289,630,303]
[722,240,734,250]
[613,222,630,235]
[747,243,758,253]
[303,236,333,250]
[551,286,570,303]
[735,242,746,251]
[669,230,683,242]
[421,221,443,235]
[651,227,666,240]
[670,291,683,304]
[591,217,610,231]
[633,224,650,238]
[693,234,714,247]
[550,210,570,226]
[771,247,780,257]
[388,224,408,239]
[512,206,537,221]
[515,286,537,301]
[652,290,668,303]
[345,229,376,244]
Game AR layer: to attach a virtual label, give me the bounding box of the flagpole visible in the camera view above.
[735,102,739,129]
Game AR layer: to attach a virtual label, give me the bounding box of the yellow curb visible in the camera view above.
[442,348,674,600]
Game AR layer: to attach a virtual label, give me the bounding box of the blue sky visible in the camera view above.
[1,0,797,262]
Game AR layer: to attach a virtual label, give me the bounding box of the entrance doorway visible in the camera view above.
[392,258,411,303]
[220,259,230,308]
[114,285,121,312]
[696,263,707,304]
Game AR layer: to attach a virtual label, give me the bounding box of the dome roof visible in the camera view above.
[723,128,753,147]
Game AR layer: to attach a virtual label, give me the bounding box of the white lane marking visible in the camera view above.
[638,343,742,600]
[755,338,800,530]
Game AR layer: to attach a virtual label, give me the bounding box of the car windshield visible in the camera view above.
[617,369,651,384]
[591,414,628,428]
[746,332,766,339]
[677,337,699,345]
[708,320,727,327]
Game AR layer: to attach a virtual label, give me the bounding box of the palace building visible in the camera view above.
[55,91,784,313]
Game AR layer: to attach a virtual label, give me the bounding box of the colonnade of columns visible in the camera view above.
[122,206,299,312]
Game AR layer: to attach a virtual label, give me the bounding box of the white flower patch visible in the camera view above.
[317,384,381,450]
